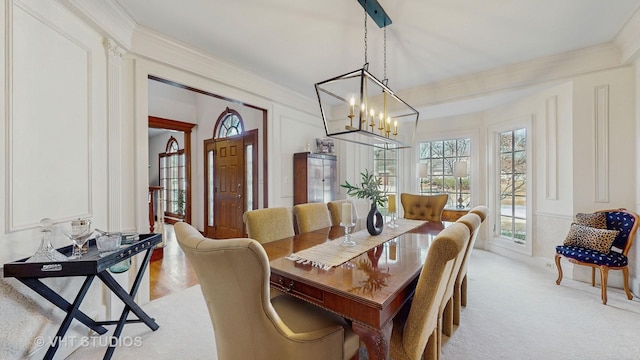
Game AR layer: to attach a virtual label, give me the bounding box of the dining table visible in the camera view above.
[261,218,449,360]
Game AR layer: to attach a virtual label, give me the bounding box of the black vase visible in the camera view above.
[366,203,384,235]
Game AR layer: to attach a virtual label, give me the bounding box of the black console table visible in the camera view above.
[3,233,162,360]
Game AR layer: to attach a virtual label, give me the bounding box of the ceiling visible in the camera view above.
[116,0,640,109]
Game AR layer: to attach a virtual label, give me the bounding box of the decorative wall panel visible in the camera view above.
[545,96,558,200]
[9,4,92,230]
[594,85,609,203]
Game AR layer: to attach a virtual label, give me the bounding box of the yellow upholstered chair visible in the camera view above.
[327,200,358,226]
[555,208,639,304]
[293,203,332,233]
[452,210,484,326]
[389,222,469,360]
[242,207,295,244]
[401,193,449,222]
[175,222,360,360]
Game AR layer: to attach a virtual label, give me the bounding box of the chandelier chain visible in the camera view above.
[384,26,387,81]
[363,4,368,65]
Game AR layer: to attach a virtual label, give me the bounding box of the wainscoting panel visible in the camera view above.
[8,2,92,230]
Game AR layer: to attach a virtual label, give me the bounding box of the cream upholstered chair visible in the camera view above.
[389,222,469,360]
[452,211,483,326]
[437,221,470,342]
[243,207,295,244]
[401,193,449,221]
[327,200,358,226]
[174,222,360,360]
[293,203,332,233]
[470,205,489,223]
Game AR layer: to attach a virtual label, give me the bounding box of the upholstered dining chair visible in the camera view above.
[555,208,639,304]
[293,202,332,233]
[389,222,469,360]
[457,206,489,311]
[243,207,295,244]
[401,193,449,222]
[470,206,489,223]
[436,221,471,341]
[174,222,360,360]
[327,200,358,226]
[452,211,483,327]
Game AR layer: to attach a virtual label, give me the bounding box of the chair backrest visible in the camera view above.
[327,200,358,226]
[402,222,470,359]
[455,212,483,285]
[293,203,332,233]
[598,208,639,255]
[175,222,275,358]
[470,205,489,222]
[401,193,448,221]
[438,222,471,314]
[243,207,295,244]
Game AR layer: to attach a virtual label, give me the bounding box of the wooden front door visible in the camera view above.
[204,136,245,238]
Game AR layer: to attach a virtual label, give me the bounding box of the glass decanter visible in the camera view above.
[26,218,68,263]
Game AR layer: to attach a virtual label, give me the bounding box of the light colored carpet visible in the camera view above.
[67,250,640,359]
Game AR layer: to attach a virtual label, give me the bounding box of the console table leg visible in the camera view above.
[18,277,108,335]
[44,276,95,360]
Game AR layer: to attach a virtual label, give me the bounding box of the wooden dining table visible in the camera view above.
[261,219,448,360]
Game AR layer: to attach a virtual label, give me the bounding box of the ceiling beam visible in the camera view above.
[356,0,392,28]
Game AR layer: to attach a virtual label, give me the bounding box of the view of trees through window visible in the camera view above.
[499,128,527,243]
[418,138,471,209]
[373,146,397,211]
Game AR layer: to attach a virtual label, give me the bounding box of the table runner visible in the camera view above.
[285,218,426,269]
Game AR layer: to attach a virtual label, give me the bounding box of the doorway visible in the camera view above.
[204,130,258,238]
[148,116,195,225]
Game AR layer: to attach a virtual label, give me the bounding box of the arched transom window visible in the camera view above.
[215,108,244,138]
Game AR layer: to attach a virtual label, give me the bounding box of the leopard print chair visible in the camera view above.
[555,208,639,304]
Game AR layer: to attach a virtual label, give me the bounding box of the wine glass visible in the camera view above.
[63,219,92,259]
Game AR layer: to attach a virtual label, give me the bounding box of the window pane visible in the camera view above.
[246,144,253,212]
[497,128,526,244]
[418,137,471,207]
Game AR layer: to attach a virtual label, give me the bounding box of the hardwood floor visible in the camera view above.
[149,224,199,300]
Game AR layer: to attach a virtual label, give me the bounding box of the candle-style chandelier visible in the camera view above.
[315,0,419,149]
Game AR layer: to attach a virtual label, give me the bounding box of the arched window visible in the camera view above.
[215,107,244,138]
[159,136,186,218]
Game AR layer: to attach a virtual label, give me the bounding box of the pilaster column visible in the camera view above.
[104,38,126,232]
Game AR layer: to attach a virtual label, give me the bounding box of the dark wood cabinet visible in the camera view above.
[293,152,337,205]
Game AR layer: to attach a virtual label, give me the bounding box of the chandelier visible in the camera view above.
[315,0,419,149]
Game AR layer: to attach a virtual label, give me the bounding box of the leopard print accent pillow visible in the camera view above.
[575,212,607,229]
[563,223,618,253]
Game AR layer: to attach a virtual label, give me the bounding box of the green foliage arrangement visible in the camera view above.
[341,169,388,208]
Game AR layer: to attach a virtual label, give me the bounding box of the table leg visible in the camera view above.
[17,277,108,335]
[352,320,393,360]
[97,247,158,360]
[43,276,96,360]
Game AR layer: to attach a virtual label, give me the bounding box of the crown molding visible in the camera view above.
[57,0,136,50]
[614,6,640,63]
[130,26,318,116]
[397,43,623,109]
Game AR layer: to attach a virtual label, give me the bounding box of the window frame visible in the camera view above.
[487,116,533,256]
[159,136,186,220]
[417,137,471,209]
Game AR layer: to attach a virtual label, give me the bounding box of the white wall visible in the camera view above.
[0,1,109,358]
